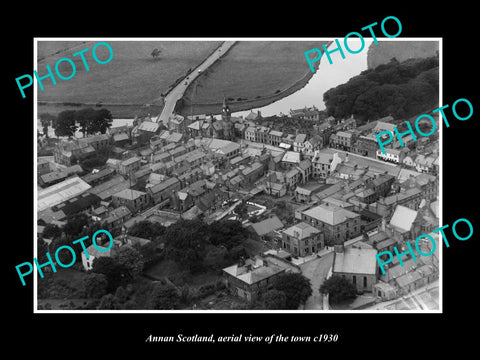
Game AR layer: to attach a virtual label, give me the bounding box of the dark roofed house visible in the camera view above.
[77,133,110,151]
[39,170,69,188]
[222,254,300,302]
[295,182,326,203]
[118,156,141,176]
[38,164,84,187]
[52,192,101,218]
[134,120,162,145]
[104,206,132,228]
[88,175,130,201]
[304,135,324,152]
[250,215,284,240]
[147,177,181,205]
[112,132,130,147]
[81,167,116,186]
[53,139,96,166]
[38,158,51,175]
[112,188,150,213]
[245,110,262,121]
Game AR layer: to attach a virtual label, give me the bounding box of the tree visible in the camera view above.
[208,220,249,249]
[263,289,287,309]
[234,202,248,220]
[74,108,98,137]
[134,241,158,268]
[147,282,180,310]
[96,294,121,310]
[272,273,312,309]
[37,238,50,264]
[163,219,208,268]
[92,256,130,292]
[71,108,113,136]
[323,56,439,125]
[151,48,161,59]
[114,246,144,279]
[81,273,108,298]
[203,246,229,270]
[42,223,62,239]
[92,108,113,134]
[63,213,89,237]
[49,235,76,265]
[319,275,357,304]
[39,113,56,138]
[128,220,166,240]
[229,245,247,260]
[80,153,108,171]
[53,110,77,138]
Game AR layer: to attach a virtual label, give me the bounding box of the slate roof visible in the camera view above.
[333,246,378,275]
[302,203,359,225]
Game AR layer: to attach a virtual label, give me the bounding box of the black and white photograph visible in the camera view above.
[32,37,442,312]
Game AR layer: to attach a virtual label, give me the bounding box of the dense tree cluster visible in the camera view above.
[162,219,250,274]
[38,215,251,309]
[44,107,113,138]
[128,220,166,241]
[319,275,357,304]
[323,56,439,124]
[262,273,312,310]
[92,246,144,292]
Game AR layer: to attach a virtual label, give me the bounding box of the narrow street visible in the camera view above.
[299,252,334,310]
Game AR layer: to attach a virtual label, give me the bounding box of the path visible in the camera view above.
[300,252,334,310]
[155,41,237,125]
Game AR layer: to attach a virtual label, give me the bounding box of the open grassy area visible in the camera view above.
[180,40,330,115]
[37,40,222,117]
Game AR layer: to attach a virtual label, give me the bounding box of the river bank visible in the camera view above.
[178,41,332,117]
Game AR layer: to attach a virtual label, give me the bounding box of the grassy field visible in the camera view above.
[36,40,222,117]
[180,40,330,115]
[36,40,331,118]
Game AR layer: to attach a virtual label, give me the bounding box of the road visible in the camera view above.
[298,232,370,310]
[300,252,334,310]
[155,41,237,125]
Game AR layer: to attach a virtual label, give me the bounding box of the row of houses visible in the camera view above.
[222,200,438,303]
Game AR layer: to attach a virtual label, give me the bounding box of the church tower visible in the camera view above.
[222,94,231,120]
[221,94,232,140]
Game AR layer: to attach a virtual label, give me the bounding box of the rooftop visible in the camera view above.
[303,203,359,225]
[294,134,307,143]
[282,151,301,164]
[37,176,91,212]
[223,255,295,285]
[149,177,180,194]
[137,121,160,133]
[113,188,146,201]
[250,216,284,236]
[283,222,320,239]
[389,205,418,233]
[105,206,132,223]
[333,246,378,275]
[121,156,141,166]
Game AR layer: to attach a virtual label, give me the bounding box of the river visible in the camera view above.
[233,39,373,118]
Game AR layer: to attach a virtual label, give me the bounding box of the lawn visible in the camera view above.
[36,40,222,117]
[181,40,331,115]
